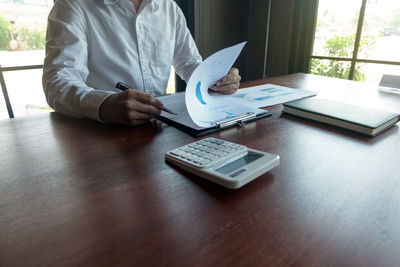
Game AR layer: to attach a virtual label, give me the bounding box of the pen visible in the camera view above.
[115,81,177,115]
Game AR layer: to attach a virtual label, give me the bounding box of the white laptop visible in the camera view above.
[379,74,400,94]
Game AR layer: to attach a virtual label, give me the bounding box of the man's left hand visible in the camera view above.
[210,67,241,94]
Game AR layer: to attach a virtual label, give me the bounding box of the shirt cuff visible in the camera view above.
[82,90,115,123]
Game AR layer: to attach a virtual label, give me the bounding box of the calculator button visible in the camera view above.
[166,138,250,168]
[170,151,180,157]
[197,152,206,157]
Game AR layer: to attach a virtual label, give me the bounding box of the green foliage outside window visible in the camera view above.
[311,34,376,81]
[15,27,46,50]
[0,15,46,51]
[0,15,11,50]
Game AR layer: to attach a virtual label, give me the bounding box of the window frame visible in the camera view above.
[1,64,43,118]
[0,0,52,119]
[309,0,400,80]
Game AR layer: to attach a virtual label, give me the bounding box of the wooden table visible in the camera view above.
[1,73,400,266]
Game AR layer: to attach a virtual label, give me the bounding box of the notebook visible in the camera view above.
[282,97,400,137]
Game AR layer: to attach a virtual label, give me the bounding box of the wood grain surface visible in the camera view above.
[1,73,400,266]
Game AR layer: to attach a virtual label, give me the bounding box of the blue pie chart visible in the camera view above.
[196,81,206,105]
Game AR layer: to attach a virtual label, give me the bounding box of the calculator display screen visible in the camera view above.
[215,152,262,175]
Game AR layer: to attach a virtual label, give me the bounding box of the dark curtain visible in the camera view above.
[173,0,195,36]
[172,0,318,86]
[245,0,271,81]
[266,0,319,77]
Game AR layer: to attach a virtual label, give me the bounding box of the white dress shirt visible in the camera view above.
[43,0,202,122]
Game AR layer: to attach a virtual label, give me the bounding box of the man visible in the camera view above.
[43,0,241,126]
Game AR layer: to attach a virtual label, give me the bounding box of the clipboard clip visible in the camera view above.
[213,112,256,128]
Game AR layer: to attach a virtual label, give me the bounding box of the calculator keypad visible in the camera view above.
[166,137,247,167]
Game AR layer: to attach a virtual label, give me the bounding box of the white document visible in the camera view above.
[158,92,204,130]
[184,41,267,127]
[159,42,316,130]
[158,92,266,130]
[211,83,317,108]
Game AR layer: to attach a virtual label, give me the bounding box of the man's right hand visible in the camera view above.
[99,89,164,126]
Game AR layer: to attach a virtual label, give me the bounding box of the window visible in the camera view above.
[0,0,53,119]
[310,0,400,84]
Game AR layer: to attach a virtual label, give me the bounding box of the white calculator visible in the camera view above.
[165,137,280,189]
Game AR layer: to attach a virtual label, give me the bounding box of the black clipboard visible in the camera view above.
[157,111,271,137]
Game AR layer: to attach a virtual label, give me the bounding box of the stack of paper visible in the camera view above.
[157,42,316,136]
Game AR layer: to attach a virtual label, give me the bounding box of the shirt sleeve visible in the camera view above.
[42,0,114,122]
[172,5,202,83]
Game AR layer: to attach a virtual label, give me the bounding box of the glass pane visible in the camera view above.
[166,66,176,94]
[0,0,53,118]
[359,0,400,62]
[0,0,53,66]
[310,58,352,80]
[358,62,400,84]
[4,69,51,118]
[312,0,362,58]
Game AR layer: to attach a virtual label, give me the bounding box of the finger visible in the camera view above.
[216,74,241,86]
[128,109,155,121]
[125,89,163,109]
[217,89,237,95]
[214,82,240,93]
[229,67,239,77]
[216,68,240,86]
[212,81,239,90]
[137,92,163,108]
[130,99,162,117]
[211,78,241,92]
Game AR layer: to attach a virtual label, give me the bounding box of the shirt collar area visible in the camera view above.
[103,0,159,11]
